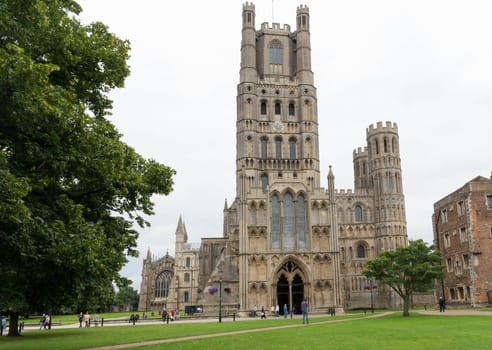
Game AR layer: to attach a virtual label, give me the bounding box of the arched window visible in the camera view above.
[261,174,268,193]
[271,194,280,248]
[357,244,366,258]
[260,101,267,115]
[275,137,282,159]
[355,205,363,222]
[384,138,388,153]
[184,291,189,303]
[184,273,190,282]
[269,40,283,64]
[283,192,295,248]
[155,271,172,298]
[298,194,306,247]
[185,257,191,267]
[375,139,379,154]
[288,103,295,116]
[289,138,296,159]
[261,137,268,159]
[275,102,281,115]
[392,137,397,153]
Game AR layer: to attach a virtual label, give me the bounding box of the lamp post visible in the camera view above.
[218,270,223,323]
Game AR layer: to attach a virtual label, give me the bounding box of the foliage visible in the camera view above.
[0,0,175,336]
[114,286,139,309]
[363,239,444,317]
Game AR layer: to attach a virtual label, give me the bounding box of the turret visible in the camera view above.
[366,121,407,252]
[295,5,313,85]
[353,146,370,190]
[240,2,257,83]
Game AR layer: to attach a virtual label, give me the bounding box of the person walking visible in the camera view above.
[438,297,446,312]
[301,299,309,324]
[283,304,288,318]
[78,312,83,328]
[0,315,6,336]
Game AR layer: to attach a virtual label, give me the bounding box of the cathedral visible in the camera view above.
[138,3,407,316]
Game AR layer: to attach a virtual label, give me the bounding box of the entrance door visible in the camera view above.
[277,275,289,315]
[276,274,304,315]
[292,274,304,314]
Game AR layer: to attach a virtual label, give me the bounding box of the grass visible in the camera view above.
[1,312,492,350]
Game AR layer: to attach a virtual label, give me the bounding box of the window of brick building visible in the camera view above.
[444,233,450,248]
[487,194,492,209]
[441,209,448,223]
[457,201,465,216]
[446,258,453,272]
[459,227,468,242]
[462,254,469,268]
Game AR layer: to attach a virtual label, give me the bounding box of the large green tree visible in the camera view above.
[363,239,444,317]
[0,0,175,336]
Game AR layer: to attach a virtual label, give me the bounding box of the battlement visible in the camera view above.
[367,121,398,135]
[260,22,291,32]
[243,2,255,11]
[353,146,368,158]
[297,4,309,14]
[334,189,353,194]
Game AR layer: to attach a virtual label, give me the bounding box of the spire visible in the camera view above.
[175,215,188,242]
[146,247,152,261]
[224,198,228,210]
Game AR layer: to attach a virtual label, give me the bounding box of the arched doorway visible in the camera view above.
[275,260,306,315]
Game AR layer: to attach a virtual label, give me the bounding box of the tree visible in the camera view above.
[363,239,444,317]
[114,286,140,311]
[0,0,175,335]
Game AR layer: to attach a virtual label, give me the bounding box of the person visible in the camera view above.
[253,305,257,317]
[39,314,46,330]
[44,314,50,330]
[170,308,175,321]
[301,299,309,324]
[78,312,83,328]
[275,304,279,317]
[261,306,266,319]
[93,313,99,327]
[438,297,446,312]
[84,311,90,327]
[175,310,180,320]
[283,304,288,318]
[0,315,6,336]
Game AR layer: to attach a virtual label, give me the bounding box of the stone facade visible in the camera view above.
[138,3,408,315]
[433,175,492,307]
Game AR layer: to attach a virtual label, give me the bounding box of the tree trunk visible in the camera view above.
[8,311,20,336]
[402,295,411,317]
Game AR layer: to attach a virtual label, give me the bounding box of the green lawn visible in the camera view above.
[1,312,491,350]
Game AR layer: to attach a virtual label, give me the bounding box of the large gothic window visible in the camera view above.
[271,194,280,248]
[275,102,281,115]
[155,271,172,298]
[288,103,295,116]
[271,192,308,250]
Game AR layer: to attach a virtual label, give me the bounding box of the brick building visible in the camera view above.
[433,175,492,307]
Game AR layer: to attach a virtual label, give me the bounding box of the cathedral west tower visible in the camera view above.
[138,3,408,315]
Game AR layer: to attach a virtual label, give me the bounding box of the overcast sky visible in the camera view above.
[79,0,492,291]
